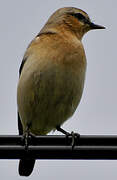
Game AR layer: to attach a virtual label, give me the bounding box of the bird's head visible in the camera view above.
[41,7,105,40]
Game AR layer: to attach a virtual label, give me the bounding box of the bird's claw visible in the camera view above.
[56,126,80,149]
[70,131,80,149]
[21,131,35,151]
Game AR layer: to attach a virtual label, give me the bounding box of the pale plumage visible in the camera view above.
[17,7,105,176]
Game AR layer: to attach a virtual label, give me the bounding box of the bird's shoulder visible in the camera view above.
[19,31,86,76]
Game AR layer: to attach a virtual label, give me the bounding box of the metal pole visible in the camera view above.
[0,135,117,159]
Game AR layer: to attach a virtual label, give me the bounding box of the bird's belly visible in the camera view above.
[17,65,86,135]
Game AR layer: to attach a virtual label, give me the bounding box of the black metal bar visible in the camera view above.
[0,135,117,159]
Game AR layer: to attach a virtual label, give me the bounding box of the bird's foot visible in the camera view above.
[22,131,35,151]
[22,131,30,151]
[70,131,80,149]
[56,126,80,149]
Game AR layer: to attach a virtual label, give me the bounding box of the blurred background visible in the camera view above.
[0,0,117,179]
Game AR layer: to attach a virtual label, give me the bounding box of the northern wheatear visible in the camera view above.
[17,7,105,176]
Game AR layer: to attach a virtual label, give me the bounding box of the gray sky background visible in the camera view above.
[0,0,117,179]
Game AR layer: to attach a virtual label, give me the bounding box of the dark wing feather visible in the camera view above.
[19,57,27,75]
[18,112,23,135]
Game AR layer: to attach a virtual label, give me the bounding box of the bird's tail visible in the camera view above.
[19,158,35,176]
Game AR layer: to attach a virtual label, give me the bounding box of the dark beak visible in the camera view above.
[90,22,105,30]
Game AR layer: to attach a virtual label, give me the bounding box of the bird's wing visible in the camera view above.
[18,57,27,135]
[18,112,23,135]
[18,56,36,176]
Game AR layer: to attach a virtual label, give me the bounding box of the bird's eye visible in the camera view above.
[69,13,87,23]
[74,13,86,21]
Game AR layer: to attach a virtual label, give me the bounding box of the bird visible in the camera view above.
[17,7,105,176]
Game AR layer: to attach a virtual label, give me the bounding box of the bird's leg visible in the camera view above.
[23,127,30,151]
[56,126,70,136]
[56,126,80,149]
[22,125,35,151]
